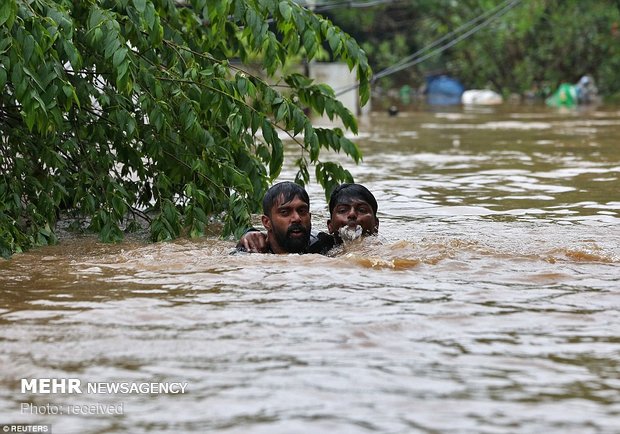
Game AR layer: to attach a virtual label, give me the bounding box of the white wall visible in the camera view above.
[309,62,370,117]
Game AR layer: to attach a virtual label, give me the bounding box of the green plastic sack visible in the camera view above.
[546,83,578,108]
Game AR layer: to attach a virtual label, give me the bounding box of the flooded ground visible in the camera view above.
[1,106,619,433]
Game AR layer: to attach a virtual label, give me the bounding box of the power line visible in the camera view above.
[374,0,521,80]
[301,0,405,13]
[333,0,523,97]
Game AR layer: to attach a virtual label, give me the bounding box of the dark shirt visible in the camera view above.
[235,229,335,255]
[305,231,336,254]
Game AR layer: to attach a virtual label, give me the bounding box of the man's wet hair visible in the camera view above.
[329,183,378,216]
[263,181,310,216]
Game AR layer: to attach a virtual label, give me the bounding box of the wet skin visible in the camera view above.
[327,198,379,240]
[262,195,312,253]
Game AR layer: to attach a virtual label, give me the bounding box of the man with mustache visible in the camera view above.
[237,182,378,254]
[239,181,332,254]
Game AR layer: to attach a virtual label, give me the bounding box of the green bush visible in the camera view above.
[0,0,371,258]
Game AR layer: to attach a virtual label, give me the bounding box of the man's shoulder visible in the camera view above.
[306,231,335,254]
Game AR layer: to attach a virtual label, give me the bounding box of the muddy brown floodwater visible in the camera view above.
[1,106,619,433]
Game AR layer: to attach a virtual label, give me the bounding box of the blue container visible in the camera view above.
[425,75,465,105]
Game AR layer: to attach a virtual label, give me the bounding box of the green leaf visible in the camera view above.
[0,0,14,27]
[134,0,146,14]
[274,102,288,123]
[112,47,127,68]
[251,112,262,135]
[144,2,156,29]
[340,137,361,163]
[262,119,274,143]
[236,74,248,95]
[269,137,283,180]
[22,34,35,64]
[88,8,105,31]
[0,67,6,89]
[278,1,292,20]
[233,0,246,21]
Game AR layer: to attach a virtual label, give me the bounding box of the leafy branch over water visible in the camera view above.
[0,0,371,258]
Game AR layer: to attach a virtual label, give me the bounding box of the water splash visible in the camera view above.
[338,225,363,243]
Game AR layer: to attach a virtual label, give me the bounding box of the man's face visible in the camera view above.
[262,195,311,253]
[327,197,378,240]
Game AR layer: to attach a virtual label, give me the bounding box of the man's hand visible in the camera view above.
[237,231,269,253]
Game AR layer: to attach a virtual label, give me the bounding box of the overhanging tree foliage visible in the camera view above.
[0,0,371,258]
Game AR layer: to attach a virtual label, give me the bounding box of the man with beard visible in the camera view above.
[237,181,334,254]
[236,182,378,254]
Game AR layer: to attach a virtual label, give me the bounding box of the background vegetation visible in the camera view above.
[0,0,370,258]
[322,0,620,102]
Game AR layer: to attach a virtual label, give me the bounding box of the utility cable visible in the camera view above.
[332,0,522,97]
[308,0,404,13]
[374,0,519,80]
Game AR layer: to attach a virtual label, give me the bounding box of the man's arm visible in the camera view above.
[236,228,269,253]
